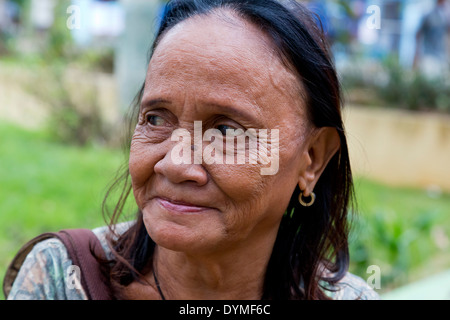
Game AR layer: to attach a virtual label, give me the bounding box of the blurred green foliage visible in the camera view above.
[45,0,73,60]
[0,0,116,147]
[341,57,450,113]
[1,0,114,72]
[349,178,450,292]
[26,63,111,146]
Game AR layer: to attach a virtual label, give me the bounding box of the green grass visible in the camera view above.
[1,121,449,299]
[0,121,128,299]
[349,178,450,293]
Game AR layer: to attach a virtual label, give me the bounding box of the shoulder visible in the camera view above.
[324,272,380,300]
[6,221,134,300]
[7,237,86,300]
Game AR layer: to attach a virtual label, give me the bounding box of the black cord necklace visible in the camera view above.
[152,267,166,300]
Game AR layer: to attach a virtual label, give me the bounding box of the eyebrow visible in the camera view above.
[141,98,260,123]
[205,102,259,123]
[140,98,170,109]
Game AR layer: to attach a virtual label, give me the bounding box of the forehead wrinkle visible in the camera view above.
[150,9,276,78]
[146,10,307,130]
[147,50,266,122]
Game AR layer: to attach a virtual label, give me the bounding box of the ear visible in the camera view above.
[298,127,340,196]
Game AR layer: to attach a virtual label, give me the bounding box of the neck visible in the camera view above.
[152,236,276,300]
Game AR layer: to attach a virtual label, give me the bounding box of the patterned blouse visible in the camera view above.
[6,223,380,300]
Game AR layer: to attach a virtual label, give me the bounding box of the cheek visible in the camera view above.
[207,163,272,231]
[228,145,301,224]
[209,130,304,222]
[129,140,149,183]
[129,132,163,204]
[211,164,265,201]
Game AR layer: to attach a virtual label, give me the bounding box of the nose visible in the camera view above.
[154,144,208,186]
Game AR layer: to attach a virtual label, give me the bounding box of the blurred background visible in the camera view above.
[0,0,449,300]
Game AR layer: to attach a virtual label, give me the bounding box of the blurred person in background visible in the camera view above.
[0,0,21,52]
[414,0,450,77]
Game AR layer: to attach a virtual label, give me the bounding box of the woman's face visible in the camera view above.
[129,13,313,254]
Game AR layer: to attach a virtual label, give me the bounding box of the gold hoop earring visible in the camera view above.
[299,191,315,207]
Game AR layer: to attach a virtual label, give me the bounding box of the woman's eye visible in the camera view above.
[146,115,166,126]
[216,124,239,136]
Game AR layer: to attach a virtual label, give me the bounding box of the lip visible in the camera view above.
[156,197,213,213]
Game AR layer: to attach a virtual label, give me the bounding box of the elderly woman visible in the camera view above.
[4,0,378,300]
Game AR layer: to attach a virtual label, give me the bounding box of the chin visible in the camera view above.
[143,210,224,254]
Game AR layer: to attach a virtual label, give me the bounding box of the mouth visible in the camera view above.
[155,196,214,213]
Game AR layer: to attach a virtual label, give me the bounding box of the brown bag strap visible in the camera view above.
[3,229,113,300]
[55,229,113,300]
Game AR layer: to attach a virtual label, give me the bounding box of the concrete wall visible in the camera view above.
[344,105,450,193]
[0,64,49,130]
